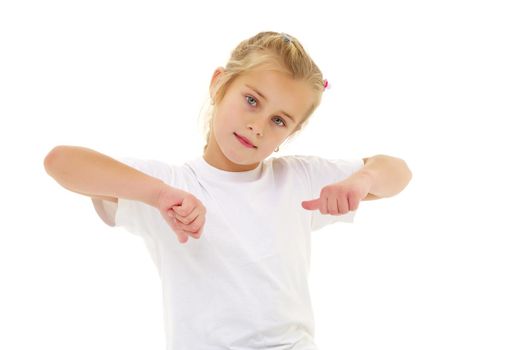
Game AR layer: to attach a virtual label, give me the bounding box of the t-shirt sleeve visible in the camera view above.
[292,155,365,232]
[91,156,173,238]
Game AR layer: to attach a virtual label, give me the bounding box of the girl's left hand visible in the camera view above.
[301,172,373,215]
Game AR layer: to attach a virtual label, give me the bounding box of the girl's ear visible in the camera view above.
[209,67,225,99]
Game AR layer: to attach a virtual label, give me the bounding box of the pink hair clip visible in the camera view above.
[323,79,330,90]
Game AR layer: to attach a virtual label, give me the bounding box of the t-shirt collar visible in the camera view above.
[185,155,264,183]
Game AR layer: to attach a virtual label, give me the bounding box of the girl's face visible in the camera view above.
[204,66,316,172]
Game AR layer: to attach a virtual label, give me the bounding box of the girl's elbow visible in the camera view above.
[44,146,67,174]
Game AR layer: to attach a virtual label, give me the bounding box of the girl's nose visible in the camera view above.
[247,120,264,136]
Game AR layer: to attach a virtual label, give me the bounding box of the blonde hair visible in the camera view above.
[201,31,326,152]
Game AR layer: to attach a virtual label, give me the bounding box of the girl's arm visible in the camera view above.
[44,146,167,207]
[302,154,412,214]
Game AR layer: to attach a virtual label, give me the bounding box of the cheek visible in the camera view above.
[232,102,246,115]
[220,101,244,119]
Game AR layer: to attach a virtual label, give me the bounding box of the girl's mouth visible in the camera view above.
[234,133,256,149]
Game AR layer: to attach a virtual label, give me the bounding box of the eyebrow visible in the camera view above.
[245,84,297,123]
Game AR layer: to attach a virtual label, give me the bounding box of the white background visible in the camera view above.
[1,0,524,349]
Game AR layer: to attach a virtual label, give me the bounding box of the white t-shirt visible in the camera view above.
[92,154,364,350]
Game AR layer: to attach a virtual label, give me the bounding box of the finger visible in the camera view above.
[165,211,196,244]
[172,218,195,234]
[185,212,205,236]
[196,214,206,236]
[173,206,198,225]
[349,196,360,211]
[174,195,195,217]
[177,232,189,244]
[320,194,328,215]
[196,217,206,237]
[327,193,339,215]
[166,218,189,243]
[174,226,198,244]
[172,204,187,218]
[344,190,359,211]
[301,198,320,210]
[338,192,349,214]
[174,218,203,242]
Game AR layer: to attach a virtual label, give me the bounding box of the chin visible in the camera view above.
[229,154,256,165]
[218,143,244,164]
[227,150,263,168]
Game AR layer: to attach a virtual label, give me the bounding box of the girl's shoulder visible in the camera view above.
[271,154,365,178]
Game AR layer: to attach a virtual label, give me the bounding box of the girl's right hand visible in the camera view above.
[156,185,207,244]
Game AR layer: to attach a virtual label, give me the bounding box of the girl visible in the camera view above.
[44,31,412,350]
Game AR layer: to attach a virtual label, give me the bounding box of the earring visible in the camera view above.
[274,146,279,152]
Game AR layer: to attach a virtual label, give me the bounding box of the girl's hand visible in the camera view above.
[301,172,373,215]
[156,185,207,244]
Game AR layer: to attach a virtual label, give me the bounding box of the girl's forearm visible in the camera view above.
[44,146,166,207]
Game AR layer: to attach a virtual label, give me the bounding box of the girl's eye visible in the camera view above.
[246,95,257,107]
[245,95,287,127]
[273,116,286,127]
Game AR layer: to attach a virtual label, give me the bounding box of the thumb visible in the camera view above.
[173,199,190,216]
[302,198,321,211]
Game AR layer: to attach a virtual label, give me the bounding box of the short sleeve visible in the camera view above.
[91,156,173,238]
[293,155,365,232]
